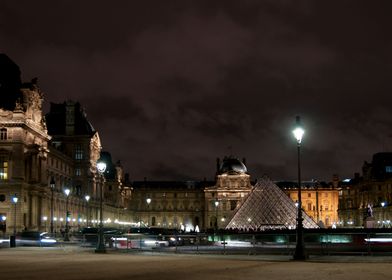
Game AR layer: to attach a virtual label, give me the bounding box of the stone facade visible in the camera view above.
[338,153,392,228]
[279,179,340,228]
[0,80,51,233]
[129,157,252,231]
[0,54,131,235]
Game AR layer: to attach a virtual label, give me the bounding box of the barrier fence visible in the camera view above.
[75,230,392,256]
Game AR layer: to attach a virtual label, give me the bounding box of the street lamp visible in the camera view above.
[214,200,219,232]
[95,159,107,253]
[10,194,18,248]
[85,195,90,227]
[43,216,48,231]
[146,198,151,226]
[64,188,71,242]
[381,202,386,227]
[50,177,55,235]
[292,116,306,260]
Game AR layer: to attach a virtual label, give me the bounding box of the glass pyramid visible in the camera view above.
[225,176,319,231]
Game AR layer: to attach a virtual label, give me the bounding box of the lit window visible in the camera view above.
[75,168,81,176]
[0,128,7,140]
[386,166,392,173]
[0,158,8,180]
[75,144,83,160]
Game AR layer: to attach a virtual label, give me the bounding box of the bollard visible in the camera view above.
[10,235,16,248]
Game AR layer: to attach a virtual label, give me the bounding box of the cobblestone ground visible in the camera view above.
[1,246,392,280]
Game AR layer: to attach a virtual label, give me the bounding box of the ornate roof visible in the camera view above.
[219,156,247,175]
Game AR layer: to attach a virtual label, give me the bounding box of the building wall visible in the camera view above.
[338,154,392,228]
[285,187,339,227]
[129,182,206,231]
[0,85,51,233]
[0,86,131,235]
[204,173,252,230]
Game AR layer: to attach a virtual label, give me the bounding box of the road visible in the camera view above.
[1,246,392,280]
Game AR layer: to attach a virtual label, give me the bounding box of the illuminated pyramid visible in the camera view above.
[225,176,319,231]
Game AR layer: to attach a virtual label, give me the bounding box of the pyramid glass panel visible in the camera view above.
[225,176,319,231]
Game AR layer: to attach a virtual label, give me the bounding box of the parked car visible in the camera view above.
[16,231,57,246]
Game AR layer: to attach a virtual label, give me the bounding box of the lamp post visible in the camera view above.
[381,202,386,227]
[10,194,18,248]
[85,195,90,227]
[64,188,71,242]
[95,159,107,253]
[146,198,151,226]
[214,200,219,232]
[50,177,55,235]
[292,116,306,260]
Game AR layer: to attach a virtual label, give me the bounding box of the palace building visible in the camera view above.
[338,153,392,228]
[0,54,130,235]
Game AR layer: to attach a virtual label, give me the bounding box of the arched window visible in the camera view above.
[0,128,7,140]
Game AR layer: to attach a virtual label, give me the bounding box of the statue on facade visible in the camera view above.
[366,203,373,218]
[364,203,375,228]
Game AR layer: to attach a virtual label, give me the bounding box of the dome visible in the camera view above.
[219,157,247,174]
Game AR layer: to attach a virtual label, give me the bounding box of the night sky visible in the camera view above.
[1,1,392,182]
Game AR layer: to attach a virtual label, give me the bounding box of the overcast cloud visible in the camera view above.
[1,0,392,182]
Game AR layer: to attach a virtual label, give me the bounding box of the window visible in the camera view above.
[386,166,392,173]
[0,158,8,180]
[308,193,311,198]
[307,203,312,211]
[75,168,81,176]
[74,144,83,160]
[0,128,7,140]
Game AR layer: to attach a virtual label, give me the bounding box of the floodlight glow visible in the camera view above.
[64,188,70,196]
[85,195,90,202]
[146,198,151,204]
[12,195,18,204]
[97,161,107,173]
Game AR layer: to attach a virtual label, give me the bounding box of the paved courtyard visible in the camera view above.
[1,246,392,280]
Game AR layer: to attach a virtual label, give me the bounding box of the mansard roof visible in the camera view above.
[46,101,96,136]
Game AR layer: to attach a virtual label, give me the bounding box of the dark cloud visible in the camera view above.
[1,0,392,181]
